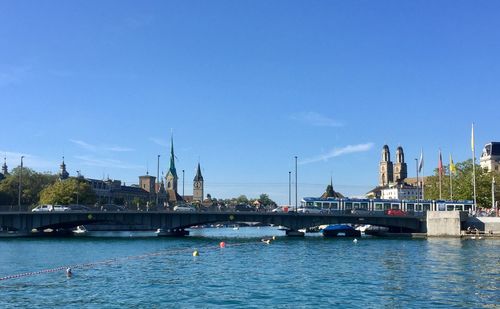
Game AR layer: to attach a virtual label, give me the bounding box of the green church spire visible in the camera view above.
[169,135,177,177]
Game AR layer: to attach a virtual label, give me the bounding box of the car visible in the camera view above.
[272,206,290,213]
[234,204,255,212]
[297,206,323,214]
[67,204,91,211]
[31,205,70,212]
[386,209,406,216]
[351,209,371,215]
[101,204,125,212]
[173,205,196,212]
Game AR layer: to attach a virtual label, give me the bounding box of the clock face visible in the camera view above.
[194,182,201,189]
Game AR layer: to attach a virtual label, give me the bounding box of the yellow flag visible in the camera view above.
[449,154,456,175]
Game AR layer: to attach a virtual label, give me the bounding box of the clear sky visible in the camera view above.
[1,1,499,205]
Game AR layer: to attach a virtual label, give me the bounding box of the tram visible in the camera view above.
[301,197,473,214]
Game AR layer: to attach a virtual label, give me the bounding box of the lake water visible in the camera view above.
[0,227,498,308]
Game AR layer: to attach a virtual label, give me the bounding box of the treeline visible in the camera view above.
[0,166,96,206]
[424,159,499,208]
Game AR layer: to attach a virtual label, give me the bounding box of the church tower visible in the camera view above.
[393,146,407,183]
[193,162,204,202]
[379,145,393,186]
[59,157,69,180]
[165,136,179,194]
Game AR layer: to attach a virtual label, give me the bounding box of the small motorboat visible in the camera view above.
[322,224,361,237]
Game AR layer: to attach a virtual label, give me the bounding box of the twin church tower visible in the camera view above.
[379,145,407,186]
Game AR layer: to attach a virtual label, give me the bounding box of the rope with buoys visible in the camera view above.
[0,238,277,282]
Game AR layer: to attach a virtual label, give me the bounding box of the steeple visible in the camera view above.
[393,146,407,183]
[194,162,203,181]
[193,162,204,202]
[168,135,177,178]
[59,156,69,180]
[166,134,179,195]
[379,145,394,186]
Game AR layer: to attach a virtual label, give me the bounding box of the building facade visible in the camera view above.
[380,183,422,200]
[480,142,500,172]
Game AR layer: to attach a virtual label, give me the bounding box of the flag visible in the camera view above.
[471,123,475,152]
[449,154,456,175]
[438,150,443,176]
[418,149,424,173]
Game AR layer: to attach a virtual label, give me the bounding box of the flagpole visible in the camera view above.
[472,123,477,213]
[439,149,442,200]
[450,166,453,201]
[449,154,453,201]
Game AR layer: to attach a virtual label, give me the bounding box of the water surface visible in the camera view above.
[0,228,498,308]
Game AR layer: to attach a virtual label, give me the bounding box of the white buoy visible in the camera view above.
[66,268,72,277]
[353,238,358,243]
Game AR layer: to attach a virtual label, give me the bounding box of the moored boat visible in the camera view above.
[322,224,361,237]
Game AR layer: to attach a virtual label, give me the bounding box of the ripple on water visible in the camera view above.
[0,230,498,308]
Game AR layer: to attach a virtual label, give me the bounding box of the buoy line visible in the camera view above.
[0,238,277,282]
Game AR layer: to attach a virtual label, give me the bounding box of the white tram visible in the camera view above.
[301,197,473,214]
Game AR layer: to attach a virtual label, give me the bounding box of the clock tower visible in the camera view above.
[193,163,204,202]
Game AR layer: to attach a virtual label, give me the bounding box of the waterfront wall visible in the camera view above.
[426,211,463,237]
[465,217,500,233]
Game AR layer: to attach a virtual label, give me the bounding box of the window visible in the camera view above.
[384,203,391,210]
[391,203,400,210]
[331,202,338,210]
[345,202,352,209]
[407,203,414,211]
[360,202,368,209]
[446,205,454,211]
[375,203,383,210]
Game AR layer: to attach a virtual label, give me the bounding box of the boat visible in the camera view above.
[322,224,361,237]
[364,225,389,236]
[73,225,158,237]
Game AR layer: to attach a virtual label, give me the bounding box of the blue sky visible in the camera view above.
[1,1,499,204]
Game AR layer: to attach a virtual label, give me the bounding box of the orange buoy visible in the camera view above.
[219,241,226,248]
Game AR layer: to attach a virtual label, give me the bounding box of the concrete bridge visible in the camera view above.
[0,211,427,236]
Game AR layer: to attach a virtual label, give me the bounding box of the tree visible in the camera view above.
[423,159,499,208]
[0,166,58,206]
[258,194,276,207]
[236,195,249,204]
[39,178,96,206]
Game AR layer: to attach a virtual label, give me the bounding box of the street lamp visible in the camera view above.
[156,155,160,207]
[288,171,291,207]
[295,156,298,212]
[18,156,24,211]
[415,158,419,203]
[182,169,185,200]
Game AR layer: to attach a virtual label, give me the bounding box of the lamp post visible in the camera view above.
[18,156,24,211]
[415,158,419,203]
[492,177,495,212]
[182,169,185,200]
[295,156,298,212]
[288,171,291,207]
[156,155,160,207]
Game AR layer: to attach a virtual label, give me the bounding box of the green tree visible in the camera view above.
[236,195,249,204]
[0,166,58,206]
[424,159,499,208]
[39,178,96,205]
[258,193,276,207]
